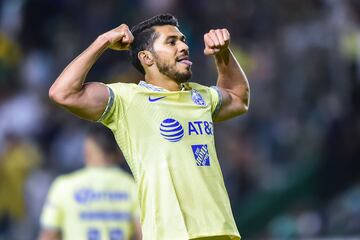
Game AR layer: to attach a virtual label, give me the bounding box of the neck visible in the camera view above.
[144,72,182,91]
[86,156,115,167]
[87,162,113,167]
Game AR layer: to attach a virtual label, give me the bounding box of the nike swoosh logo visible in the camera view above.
[148,96,166,102]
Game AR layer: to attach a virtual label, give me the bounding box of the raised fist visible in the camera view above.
[203,28,230,56]
[100,24,134,51]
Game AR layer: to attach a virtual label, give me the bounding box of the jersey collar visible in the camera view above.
[139,81,192,92]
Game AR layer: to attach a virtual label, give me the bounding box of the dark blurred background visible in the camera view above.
[0,0,360,239]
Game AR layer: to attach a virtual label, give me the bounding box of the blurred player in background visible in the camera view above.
[49,13,249,239]
[38,124,142,240]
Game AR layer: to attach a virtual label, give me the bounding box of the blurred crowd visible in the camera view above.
[0,0,360,239]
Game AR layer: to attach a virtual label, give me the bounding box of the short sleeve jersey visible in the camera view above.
[99,81,240,240]
[40,167,139,240]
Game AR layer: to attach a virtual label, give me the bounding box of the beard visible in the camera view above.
[154,55,192,83]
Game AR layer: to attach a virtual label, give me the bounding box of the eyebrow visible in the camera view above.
[165,35,186,41]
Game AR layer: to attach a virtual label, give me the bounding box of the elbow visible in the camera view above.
[48,85,70,106]
[48,86,57,102]
[48,86,62,104]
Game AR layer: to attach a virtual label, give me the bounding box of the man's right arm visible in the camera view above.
[49,24,134,121]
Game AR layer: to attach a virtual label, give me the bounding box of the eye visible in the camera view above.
[168,40,176,46]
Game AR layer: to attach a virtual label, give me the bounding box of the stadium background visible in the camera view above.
[0,0,360,239]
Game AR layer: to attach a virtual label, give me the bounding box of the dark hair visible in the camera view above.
[86,124,120,156]
[130,13,179,74]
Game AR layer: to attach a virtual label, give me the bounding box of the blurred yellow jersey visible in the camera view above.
[40,167,139,240]
[99,81,240,240]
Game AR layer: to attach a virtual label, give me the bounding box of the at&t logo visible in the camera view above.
[160,118,184,142]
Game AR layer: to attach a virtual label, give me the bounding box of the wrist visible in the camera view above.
[215,47,230,58]
[215,48,230,65]
[95,35,111,49]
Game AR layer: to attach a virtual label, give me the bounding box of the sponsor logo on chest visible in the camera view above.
[159,118,214,166]
[159,118,214,142]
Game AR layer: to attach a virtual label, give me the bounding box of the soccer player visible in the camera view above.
[49,13,250,240]
[38,124,142,240]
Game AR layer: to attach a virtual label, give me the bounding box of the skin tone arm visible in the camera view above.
[48,24,134,121]
[132,217,143,240]
[204,29,250,122]
[38,229,61,240]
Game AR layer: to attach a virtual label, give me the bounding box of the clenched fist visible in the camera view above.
[100,24,134,51]
[203,28,230,56]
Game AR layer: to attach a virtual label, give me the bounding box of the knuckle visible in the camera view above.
[120,24,128,29]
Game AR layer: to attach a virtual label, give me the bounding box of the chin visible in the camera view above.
[175,71,192,83]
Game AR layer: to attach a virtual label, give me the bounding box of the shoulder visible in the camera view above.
[107,82,139,94]
[47,175,67,196]
[105,82,142,106]
[188,82,217,102]
[188,82,217,97]
[188,82,222,114]
[114,169,136,185]
[188,82,210,91]
[52,169,86,187]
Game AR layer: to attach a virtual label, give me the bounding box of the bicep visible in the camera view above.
[55,82,109,121]
[213,87,248,122]
[38,229,61,240]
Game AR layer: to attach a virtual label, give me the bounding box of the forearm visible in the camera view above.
[215,48,249,96]
[204,29,250,120]
[49,36,109,101]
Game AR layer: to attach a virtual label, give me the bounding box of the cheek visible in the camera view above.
[155,53,176,67]
[153,44,176,58]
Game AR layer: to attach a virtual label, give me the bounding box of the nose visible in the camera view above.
[179,41,189,53]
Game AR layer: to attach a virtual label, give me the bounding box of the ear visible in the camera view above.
[138,50,154,68]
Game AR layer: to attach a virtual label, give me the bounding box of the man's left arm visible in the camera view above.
[204,29,250,122]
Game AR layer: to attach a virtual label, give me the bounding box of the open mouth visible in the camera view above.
[177,56,193,66]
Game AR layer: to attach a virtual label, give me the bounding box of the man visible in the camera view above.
[49,13,250,240]
[38,124,142,240]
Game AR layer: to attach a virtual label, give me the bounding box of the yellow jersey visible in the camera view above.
[99,81,240,240]
[40,167,139,240]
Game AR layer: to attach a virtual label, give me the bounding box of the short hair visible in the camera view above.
[86,124,120,156]
[130,13,179,74]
